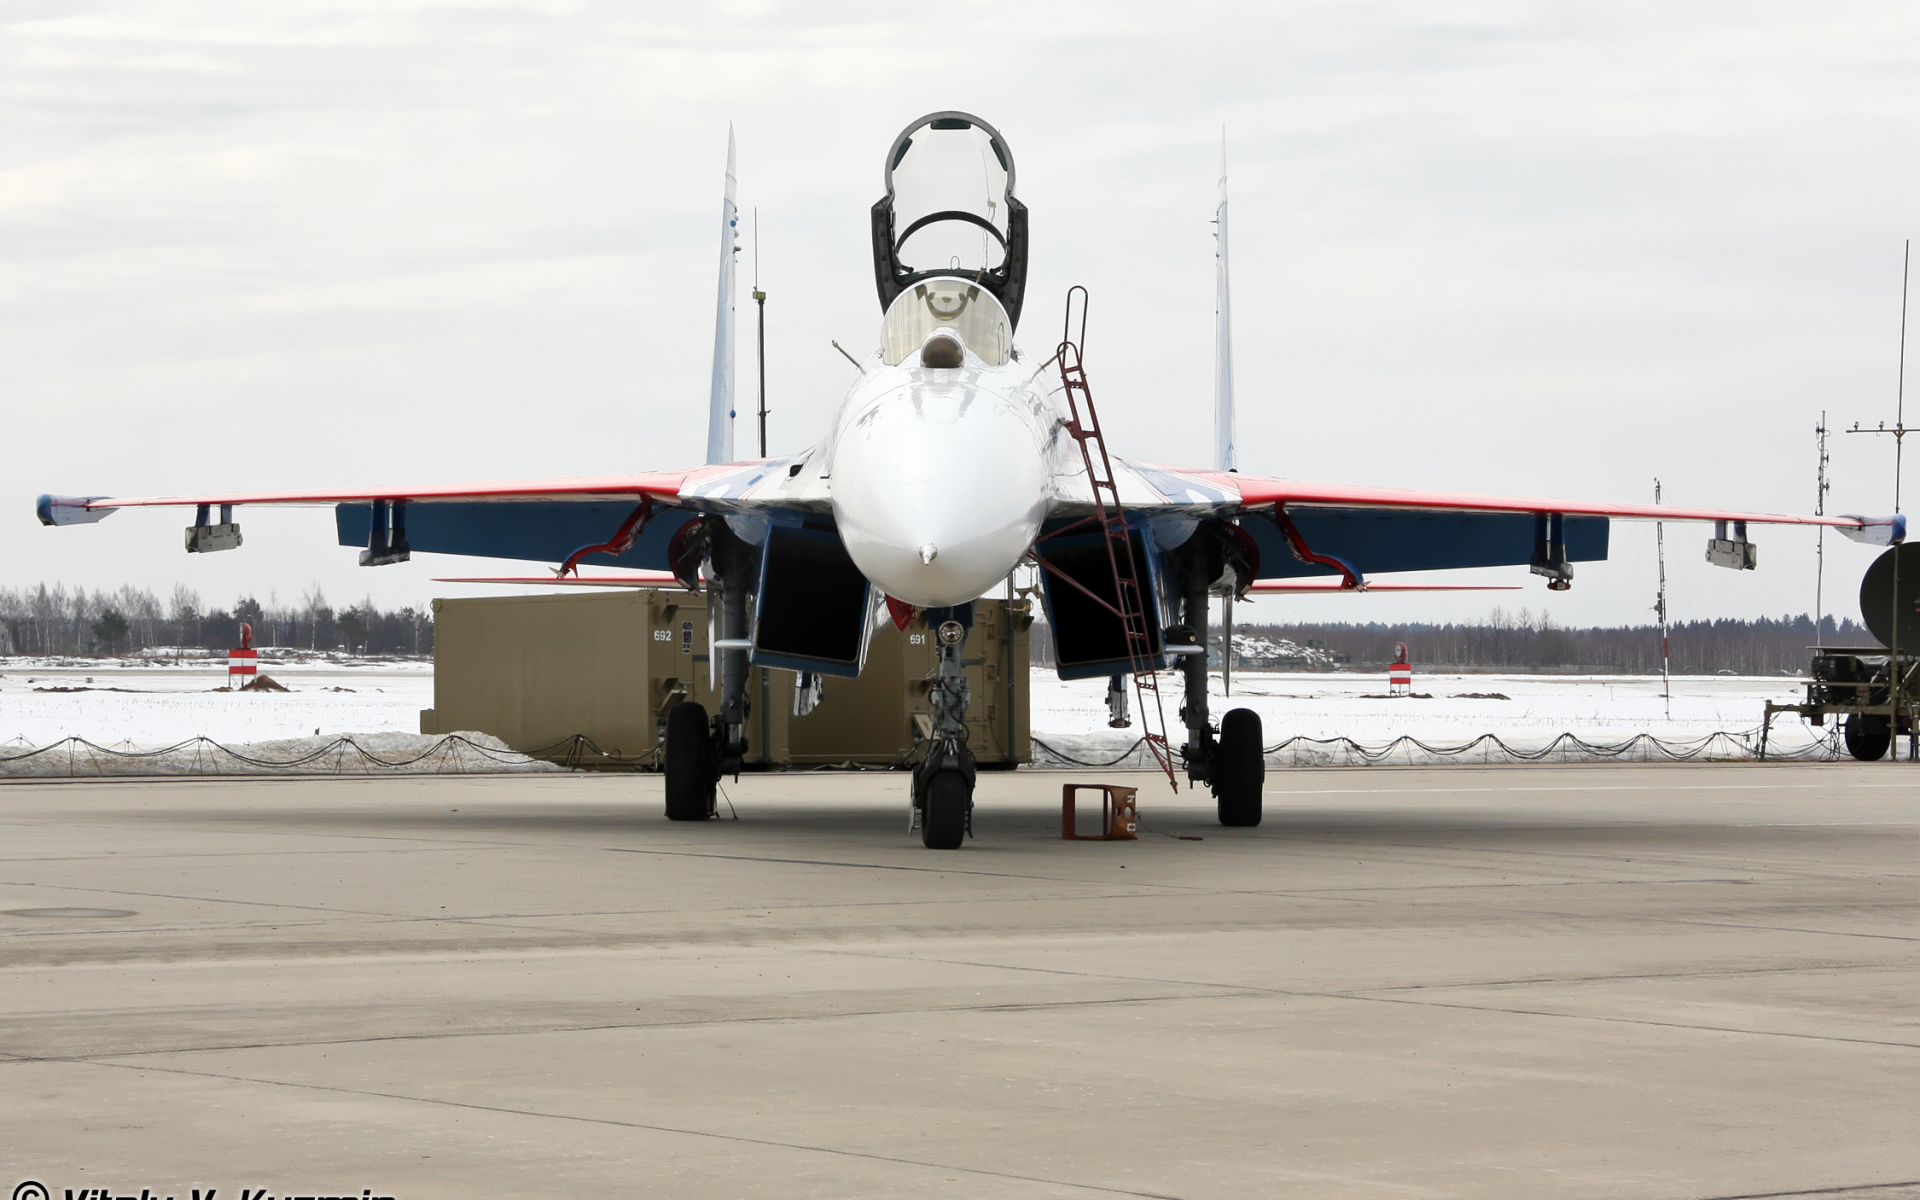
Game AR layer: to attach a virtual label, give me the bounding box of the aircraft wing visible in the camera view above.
[36,455,832,576]
[34,458,829,517]
[1109,460,1902,589]
[1126,461,1880,529]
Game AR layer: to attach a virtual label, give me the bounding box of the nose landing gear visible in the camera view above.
[910,609,977,849]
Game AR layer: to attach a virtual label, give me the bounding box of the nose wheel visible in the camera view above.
[912,765,973,850]
[906,606,980,849]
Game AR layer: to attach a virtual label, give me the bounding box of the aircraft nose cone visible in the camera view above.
[832,383,1047,608]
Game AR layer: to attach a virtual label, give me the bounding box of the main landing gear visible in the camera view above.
[662,519,753,823]
[663,699,718,820]
[910,606,976,850]
[1173,528,1265,826]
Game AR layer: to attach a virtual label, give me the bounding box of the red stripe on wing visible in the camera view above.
[1164,468,1857,528]
[81,465,750,510]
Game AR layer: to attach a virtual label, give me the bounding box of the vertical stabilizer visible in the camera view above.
[706,126,740,464]
[1214,138,1238,695]
[1213,135,1235,473]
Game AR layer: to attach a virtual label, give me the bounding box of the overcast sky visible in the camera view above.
[4,1,1915,630]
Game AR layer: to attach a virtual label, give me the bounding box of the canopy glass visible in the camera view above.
[881,278,1013,366]
[889,119,1011,276]
[871,112,1028,329]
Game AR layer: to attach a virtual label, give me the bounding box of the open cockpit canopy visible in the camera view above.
[881,277,1013,367]
[871,112,1028,329]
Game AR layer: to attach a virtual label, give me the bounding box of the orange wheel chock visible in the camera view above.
[1062,784,1139,841]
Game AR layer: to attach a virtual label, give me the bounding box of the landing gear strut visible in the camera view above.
[911,606,976,849]
[662,519,755,822]
[1174,528,1265,826]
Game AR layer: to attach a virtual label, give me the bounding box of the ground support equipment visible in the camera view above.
[1761,647,1918,762]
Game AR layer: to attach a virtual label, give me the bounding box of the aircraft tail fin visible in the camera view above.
[706,126,740,464]
[1213,133,1235,473]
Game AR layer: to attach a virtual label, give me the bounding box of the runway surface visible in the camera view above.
[2,763,1914,1199]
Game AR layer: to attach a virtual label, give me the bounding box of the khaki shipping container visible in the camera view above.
[421,589,1030,768]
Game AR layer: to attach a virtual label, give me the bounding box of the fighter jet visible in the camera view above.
[38,112,1905,848]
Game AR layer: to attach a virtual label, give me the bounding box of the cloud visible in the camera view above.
[2,0,1915,627]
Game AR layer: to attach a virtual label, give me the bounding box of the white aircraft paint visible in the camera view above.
[828,296,1057,606]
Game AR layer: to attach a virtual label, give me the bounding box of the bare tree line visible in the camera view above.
[1234,608,1869,675]
[1029,608,1871,675]
[0,582,433,657]
[7,584,1864,674]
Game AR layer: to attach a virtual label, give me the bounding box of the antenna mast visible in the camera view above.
[753,208,768,459]
[1814,412,1830,647]
[1654,478,1670,719]
[1902,238,1910,514]
[1848,240,1910,511]
[1844,240,1911,762]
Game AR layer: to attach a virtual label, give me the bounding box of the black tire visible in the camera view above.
[664,700,716,821]
[921,770,970,850]
[1213,707,1265,827]
[1844,712,1892,762]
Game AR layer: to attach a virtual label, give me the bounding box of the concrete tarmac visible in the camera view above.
[1,763,1914,1199]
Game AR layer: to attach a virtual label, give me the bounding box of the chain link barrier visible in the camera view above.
[1033,726,1844,770]
[0,732,609,778]
[0,726,1850,779]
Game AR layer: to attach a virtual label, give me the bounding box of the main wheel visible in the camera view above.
[1844,712,1892,762]
[921,770,970,850]
[1213,707,1265,827]
[663,700,716,821]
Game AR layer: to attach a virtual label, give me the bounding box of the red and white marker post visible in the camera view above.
[1389,641,1412,696]
[228,622,257,689]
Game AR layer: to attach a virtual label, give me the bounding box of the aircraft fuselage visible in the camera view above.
[828,330,1058,608]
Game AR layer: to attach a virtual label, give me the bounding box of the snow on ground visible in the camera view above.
[0,656,1834,771]
[0,656,554,777]
[0,655,434,747]
[1228,633,1340,668]
[1030,669,1833,765]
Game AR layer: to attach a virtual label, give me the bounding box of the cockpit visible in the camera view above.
[880,278,1013,367]
[871,112,1029,333]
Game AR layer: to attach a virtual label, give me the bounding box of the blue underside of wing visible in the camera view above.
[1245,509,1609,578]
[335,501,700,571]
[334,501,1609,580]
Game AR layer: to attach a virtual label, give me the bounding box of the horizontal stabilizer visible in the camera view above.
[1248,580,1521,593]
[434,572,686,588]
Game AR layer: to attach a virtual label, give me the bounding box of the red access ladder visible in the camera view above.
[1055,287,1178,788]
